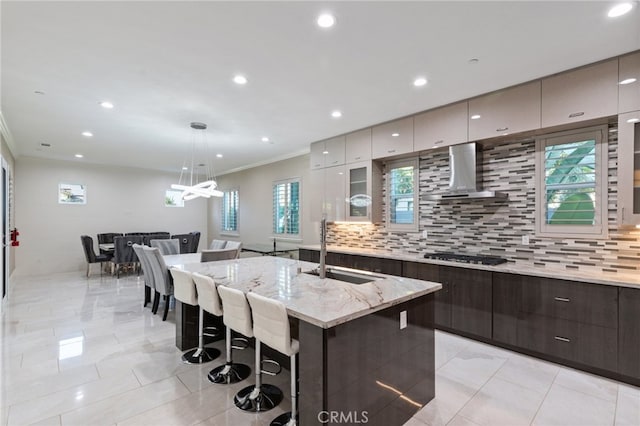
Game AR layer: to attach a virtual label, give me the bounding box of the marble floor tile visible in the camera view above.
[195,404,288,426]
[458,376,546,426]
[413,372,478,426]
[447,415,483,426]
[553,367,619,403]
[493,352,559,394]
[532,383,616,426]
[437,348,508,389]
[615,387,640,426]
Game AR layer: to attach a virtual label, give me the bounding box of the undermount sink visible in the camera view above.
[304,266,384,284]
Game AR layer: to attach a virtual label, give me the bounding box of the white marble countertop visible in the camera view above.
[299,245,640,289]
[168,255,441,329]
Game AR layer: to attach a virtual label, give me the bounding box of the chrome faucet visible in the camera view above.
[319,216,327,279]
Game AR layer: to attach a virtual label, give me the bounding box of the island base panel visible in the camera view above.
[299,294,435,426]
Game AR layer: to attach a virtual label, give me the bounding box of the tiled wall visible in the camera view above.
[327,124,640,273]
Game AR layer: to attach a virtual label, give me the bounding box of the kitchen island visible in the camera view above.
[174,256,442,426]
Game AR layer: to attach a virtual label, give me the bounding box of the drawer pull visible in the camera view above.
[388,149,396,153]
[568,112,585,118]
[435,139,444,144]
[355,156,361,160]
[554,297,571,303]
[554,336,571,343]
[496,127,509,132]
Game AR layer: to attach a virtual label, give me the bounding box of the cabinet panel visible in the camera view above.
[345,160,382,222]
[517,314,617,372]
[310,141,326,170]
[414,102,468,151]
[309,166,345,222]
[443,266,492,339]
[619,287,640,379]
[492,273,521,346]
[619,51,640,113]
[617,111,640,225]
[372,117,414,159]
[309,168,324,222]
[541,59,619,127]
[325,136,346,168]
[403,262,449,328]
[469,81,541,141]
[345,128,372,164]
[520,277,618,328]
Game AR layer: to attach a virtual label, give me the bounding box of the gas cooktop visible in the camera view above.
[424,252,508,266]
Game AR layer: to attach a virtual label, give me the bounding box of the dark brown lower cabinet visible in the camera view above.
[517,314,618,372]
[444,266,492,339]
[492,272,521,346]
[404,262,447,327]
[619,287,640,379]
[299,249,402,276]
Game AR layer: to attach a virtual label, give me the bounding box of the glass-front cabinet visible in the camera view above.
[618,111,640,225]
[345,161,382,222]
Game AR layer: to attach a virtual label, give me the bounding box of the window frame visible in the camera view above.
[386,157,419,232]
[220,188,239,236]
[272,177,301,238]
[535,125,608,239]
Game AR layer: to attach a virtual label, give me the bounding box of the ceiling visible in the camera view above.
[2,1,639,176]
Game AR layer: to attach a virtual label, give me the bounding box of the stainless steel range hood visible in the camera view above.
[423,143,507,201]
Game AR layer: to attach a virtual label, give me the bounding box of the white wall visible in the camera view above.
[15,157,208,276]
[208,154,320,247]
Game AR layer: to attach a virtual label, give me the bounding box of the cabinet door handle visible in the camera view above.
[332,160,338,164]
[387,149,396,153]
[434,139,444,145]
[554,336,571,343]
[554,297,570,303]
[496,127,509,132]
[569,112,585,118]
[355,156,361,160]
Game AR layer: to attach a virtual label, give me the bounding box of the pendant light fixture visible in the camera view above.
[171,122,223,200]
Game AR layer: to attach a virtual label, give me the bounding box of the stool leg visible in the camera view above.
[271,353,297,426]
[181,307,220,364]
[208,327,251,384]
[234,340,283,412]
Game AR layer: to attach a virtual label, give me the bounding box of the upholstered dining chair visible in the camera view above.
[171,233,196,254]
[80,235,113,278]
[143,246,174,321]
[189,231,201,253]
[209,239,227,250]
[113,235,143,278]
[223,241,242,259]
[132,243,155,308]
[150,238,180,255]
[143,233,170,246]
[97,232,122,254]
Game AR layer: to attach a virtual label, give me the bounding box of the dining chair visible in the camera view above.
[150,238,180,255]
[80,235,113,277]
[143,246,174,320]
[171,233,196,254]
[210,239,227,250]
[97,232,122,254]
[143,233,170,246]
[113,235,143,278]
[223,241,242,259]
[201,248,239,262]
[132,243,155,308]
[189,231,201,253]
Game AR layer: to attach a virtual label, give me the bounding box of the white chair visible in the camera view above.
[201,248,238,262]
[247,292,299,424]
[218,286,283,412]
[132,243,154,308]
[224,241,242,258]
[143,246,173,321]
[209,239,227,250]
[151,238,180,255]
[170,269,220,364]
[193,274,251,384]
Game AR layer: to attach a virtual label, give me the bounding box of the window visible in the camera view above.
[386,158,418,231]
[273,178,300,236]
[221,189,239,233]
[535,126,608,238]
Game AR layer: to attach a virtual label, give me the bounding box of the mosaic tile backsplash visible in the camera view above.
[327,124,640,273]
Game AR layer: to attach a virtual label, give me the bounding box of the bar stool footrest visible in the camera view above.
[208,362,251,384]
[181,347,220,364]
[260,359,281,376]
[231,337,249,350]
[234,384,283,412]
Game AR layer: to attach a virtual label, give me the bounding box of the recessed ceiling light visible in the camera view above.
[331,110,342,118]
[391,133,400,137]
[261,137,270,142]
[317,13,335,28]
[74,154,84,158]
[608,2,633,17]
[182,166,188,171]
[471,114,481,120]
[322,150,329,155]
[216,153,223,158]
[468,58,479,64]
[619,78,637,85]
[81,131,93,137]
[413,77,428,87]
[233,75,248,85]
[100,101,114,109]
[627,118,640,123]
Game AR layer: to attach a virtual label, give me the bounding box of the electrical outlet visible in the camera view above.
[522,235,530,245]
[400,311,407,329]
[422,230,428,239]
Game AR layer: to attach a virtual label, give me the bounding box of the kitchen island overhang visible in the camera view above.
[176,256,441,425]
